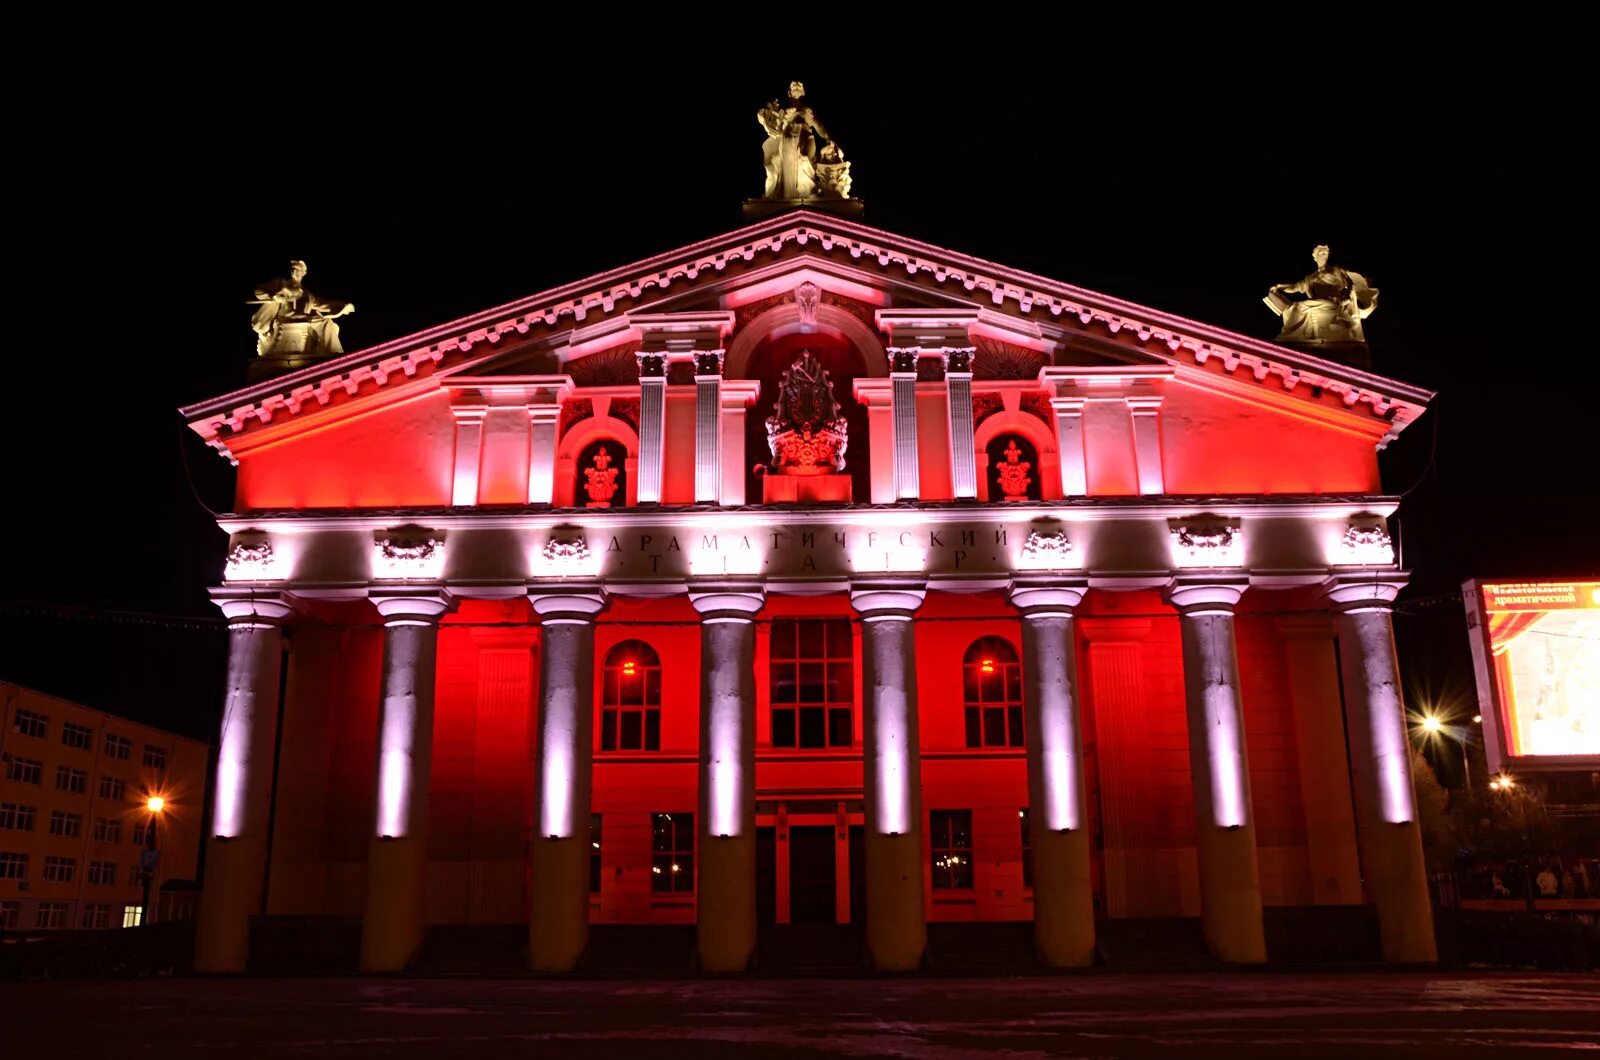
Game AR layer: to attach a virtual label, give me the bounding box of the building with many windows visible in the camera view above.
[0,682,205,932]
[180,208,1438,974]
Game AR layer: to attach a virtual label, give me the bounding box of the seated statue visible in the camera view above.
[250,259,354,359]
[1265,244,1377,354]
[758,81,850,201]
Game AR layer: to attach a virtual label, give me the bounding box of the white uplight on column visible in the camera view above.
[1169,580,1252,830]
[369,593,450,840]
[691,587,763,839]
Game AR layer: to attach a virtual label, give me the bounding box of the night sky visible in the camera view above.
[8,40,1595,742]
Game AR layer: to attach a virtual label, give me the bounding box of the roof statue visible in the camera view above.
[1264,245,1378,366]
[746,82,860,220]
[248,260,354,378]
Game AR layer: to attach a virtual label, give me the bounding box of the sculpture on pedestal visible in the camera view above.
[766,351,848,475]
[756,82,852,202]
[995,440,1033,500]
[249,260,354,359]
[583,447,620,508]
[1264,245,1378,359]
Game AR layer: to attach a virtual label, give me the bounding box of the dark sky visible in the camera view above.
[7,37,1595,738]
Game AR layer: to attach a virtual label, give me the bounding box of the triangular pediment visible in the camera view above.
[183,210,1433,458]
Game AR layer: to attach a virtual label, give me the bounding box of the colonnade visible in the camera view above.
[194,574,1437,974]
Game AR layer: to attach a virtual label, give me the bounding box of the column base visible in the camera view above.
[193,834,266,973]
[696,833,756,973]
[529,835,589,972]
[1032,829,1096,967]
[360,835,428,973]
[865,831,926,972]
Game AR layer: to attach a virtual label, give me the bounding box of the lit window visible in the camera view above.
[43,856,76,883]
[6,758,43,785]
[99,776,126,801]
[93,817,121,843]
[104,734,132,760]
[56,767,88,795]
[36,902,67,929]
[0,852,28,880]
[0,803,36,832]
[12,709,48,739]
[142,745,168,771]
[0,901,19,929]
[48,811,82,838]
[1020,808,1033,890]
[930,809,974,890]
[62,722,94,751]
[600,641,662,752]
[81,904,111,930]
[769,618,854,749]
[88,861,117,886]
[963,637,1024,749]
[589,814,603,894]
[122,905,143,929]
[650,812,694,894]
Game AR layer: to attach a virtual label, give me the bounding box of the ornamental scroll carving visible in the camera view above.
[1170,523,1243,567]
[542,537,591,564]
[1338,522,1394,565]
[765,350,848,475]
[1022,529,1074,567]
[372,529,446,579]
[224,538,275,580]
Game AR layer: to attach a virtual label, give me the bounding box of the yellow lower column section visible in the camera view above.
[1032,827,1096,967]
[697,834,756,972]
[529,834,589,972]
[193,834,266,973]
[360,835,428,972]
[864,831,925,971]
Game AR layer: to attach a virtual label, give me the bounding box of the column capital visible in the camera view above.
[1008,578,1088,617]
[528,587,607,623]
[693,349,726,379]
[1166,577,1249,616]
[689,583,765,621]
[635,350,668,378]
[888,347,920,375]
[938,347,976,376]
[209,588,294,626]
[850,581,927,619]
[368,589,453,626]
[1322,573,1408,612]
[449,403,489,425]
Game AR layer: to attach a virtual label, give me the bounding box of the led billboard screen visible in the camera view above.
[1466,580,1600,771]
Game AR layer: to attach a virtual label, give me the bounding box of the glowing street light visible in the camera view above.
[146,796,166,814]
[1489,773,1516,792]
[1420,714,1443,735]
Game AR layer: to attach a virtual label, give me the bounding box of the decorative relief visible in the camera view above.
[1337,522,1394,565]
[583,448,621,507]
[609,397,641,433]
[694,350,726,376]
[1019,392,1055,427]
[766,350,848,475]
[973,338,1046,381]
[558,397,595,436]
[795,281,821,325]
[372,528,446,580]
[635,351,668,378]
[541,537,591,563]
[995,440,1034,500]
[565,344,642,387]
[971,392,1004,429]
[943,348,974,375]
[224,538,275,580]
[1019,529,1075,570]
[890,348,919,374]
[1169,523,1244,568]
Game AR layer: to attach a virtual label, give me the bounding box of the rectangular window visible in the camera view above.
[1020,808,1033,889]
[13,709,48,739]
[142,745,168,771]
[769,618,854,749]
[93,817,122,843]
[129,865,144,887]
[0,803,36,832]
[104,734,132,760]
[57,767,88,794]
[0,852,27,880]
[36,902,67,929]
[122,905,143,929]
[930,809,974,890]
[62,721,94,750]
[48,811,82,838]
[0,901,19,929]
[43,856,76,883]
[589,814,603,894]
[650,812,694,893]
[98,776,126,800]
[88,861,117,886]
[6,758,43,785]
[131,821,149,846]
[82,904,111,929]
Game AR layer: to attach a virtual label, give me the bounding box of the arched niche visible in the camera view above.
[555,408,640,507]
[974,410,1060,501]
[724,302,889,381]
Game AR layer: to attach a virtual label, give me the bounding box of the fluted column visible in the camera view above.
[943,348,977,500]
[359,590,451,972]
[635,352,667,504]
[1325,575,1437,963]
[694,351,725,503]
[527,588,606,972]
[194,591,293,973]
[1167,579,1266,963]
[1009,580,1095,967]
[690,585,764,972]
[851,583,927,971]
[889,349,921,501]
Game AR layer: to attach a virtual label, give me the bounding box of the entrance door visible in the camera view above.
[788,826,837,924]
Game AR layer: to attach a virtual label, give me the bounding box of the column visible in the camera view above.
[527,588,606,972]
[1051,396,1087,497]
[889,349,921,501]
[635,352,667,504]
[1325,576,1438,963]
[359,590,451,972]
[690,585,764,972]
[194,591,293,973]
[1167,579,1266,963]
[694,351,725,504]
[450,406,487,507]
[943,348,978,500]
[1009,581,1095,966]
[851,583,927,971]
[1127,397,1165,495]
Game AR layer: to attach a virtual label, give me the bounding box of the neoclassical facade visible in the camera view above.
[183,210,1437,973]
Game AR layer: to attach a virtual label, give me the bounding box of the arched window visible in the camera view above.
[963,637,1023,748]
[601,641,661,751]
[985,434,1042,502]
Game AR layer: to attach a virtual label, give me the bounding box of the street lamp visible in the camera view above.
[140,794,165,927]
[1413,709,1472,789]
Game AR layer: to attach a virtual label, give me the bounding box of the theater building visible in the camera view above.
[181,209,1438,973]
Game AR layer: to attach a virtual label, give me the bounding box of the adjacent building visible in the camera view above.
[0,681,206,932]
[180,208,1439,973]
